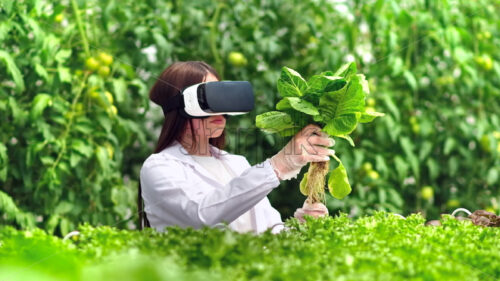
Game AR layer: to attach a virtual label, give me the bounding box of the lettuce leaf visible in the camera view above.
[255,111,296,134]
[328,161,352,199]
[277,67,308,97]
[276,97,319,115]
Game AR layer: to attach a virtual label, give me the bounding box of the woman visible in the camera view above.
[139,61,334,234]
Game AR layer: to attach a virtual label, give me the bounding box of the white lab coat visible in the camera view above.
[140,140,284,234]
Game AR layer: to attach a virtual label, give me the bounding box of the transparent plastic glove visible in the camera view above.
[294,200,329,223]
[270,124,335,180]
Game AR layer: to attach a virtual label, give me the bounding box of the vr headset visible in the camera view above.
[162,81,255,118]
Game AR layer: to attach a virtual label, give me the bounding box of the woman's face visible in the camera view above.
[186,73,226,139]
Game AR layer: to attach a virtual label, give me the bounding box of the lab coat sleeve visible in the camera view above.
[239,158,284,234]
[140,156,281,230]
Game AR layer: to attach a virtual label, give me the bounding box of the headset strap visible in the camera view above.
[162,94,184,116]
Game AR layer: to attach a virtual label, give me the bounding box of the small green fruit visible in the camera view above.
[368,170,379,180]
[228,51,247,67]
[447,199,460,208]
[362,162,373,172]
[85,57,100,71]
[480,135,491,152]
[55,14,64,23]
[98,66,110,77]
[98,52,113,66]
[421,186,434,200]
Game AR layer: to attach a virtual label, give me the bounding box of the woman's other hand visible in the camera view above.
[270,124,335,180]
[293,200,329,223]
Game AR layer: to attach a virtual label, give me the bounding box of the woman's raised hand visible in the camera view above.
[270,124,335,180]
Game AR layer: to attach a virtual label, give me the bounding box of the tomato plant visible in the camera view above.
[0,0,499,231]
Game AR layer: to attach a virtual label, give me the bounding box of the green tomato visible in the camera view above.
[105,143,114,158]
[105,91,114,104]
[75,103,84,113]
[366,98,376,107]
[98,66,110,77]
[474,56,484,65]
[409,116,418,125]
[365,106,376,113]
[98,52,113,66]
[228,51,247,67]
[446,199,460,208]
[110,105,117,115]
[85,57,100,71]
[411,123,420,134]
[482,56,493,70]
[362,162,373,172]
[368,170,379,180]
[89,91,107,108]
[480,135,491,152]
[55,13,64,23]
[421,186,434,200]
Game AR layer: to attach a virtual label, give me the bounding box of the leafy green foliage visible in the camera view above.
[256,64,383,201]
[1,213,499,281]
[328,162,351,199]
[1,0,499,230]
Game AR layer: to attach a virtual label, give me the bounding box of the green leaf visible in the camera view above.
[486,168,498,186]
[58,66,71,83]
[359,111,385,123]
[54,201,73,215]
[357,74,370,94]
[30,93,52,120]
[45,214,60,235]
[299,172,309,196]
[319,76,365,135]
[255,111,295,133]
[0,143,7,181]
[426,158,440,181]
[323,113,359,136]
[306,75,346,94]
[277,67,307,97]
[0,50,25,91]
[71,140,93,158]
[444,138,456,155]
[328,161,352,199]
[276,97,319,115]
[403,70,417,91]
[113,78,127,103]
[334,62,357,78]
[35,63,49,81]
[55,49,72,63]
[394,156,408,182]
[59,217,71,236]
[336,135,355,147]
[96,146,110,172]
[400,137,419,179]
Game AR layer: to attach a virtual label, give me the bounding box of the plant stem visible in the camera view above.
[51,73,89,171]
[71,0,90,58]
[209,2,225,77]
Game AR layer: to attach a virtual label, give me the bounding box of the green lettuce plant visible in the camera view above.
[256,63,384,203]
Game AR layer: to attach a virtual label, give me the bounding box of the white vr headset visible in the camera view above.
[162,81,255,118]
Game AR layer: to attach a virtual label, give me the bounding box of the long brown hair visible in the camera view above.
[138,61,224,229]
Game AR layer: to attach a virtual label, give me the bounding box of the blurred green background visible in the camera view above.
[0,0,499,234]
